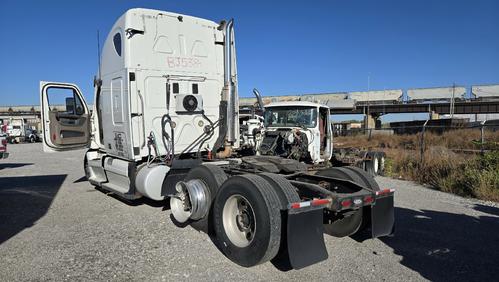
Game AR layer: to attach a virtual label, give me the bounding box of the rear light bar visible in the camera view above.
[289,189,395,210]
[289,198,332,209]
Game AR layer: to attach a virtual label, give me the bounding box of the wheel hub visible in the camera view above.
[170,179,211,223]
[222,195,256,247]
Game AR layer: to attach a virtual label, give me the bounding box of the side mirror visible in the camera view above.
[65,97,75,114]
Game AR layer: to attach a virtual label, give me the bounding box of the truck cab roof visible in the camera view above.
[264,101,327,108]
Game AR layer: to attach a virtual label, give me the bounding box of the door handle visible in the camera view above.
[137,90,146,148]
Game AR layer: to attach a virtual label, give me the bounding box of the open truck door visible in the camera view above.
[40,81,90,152]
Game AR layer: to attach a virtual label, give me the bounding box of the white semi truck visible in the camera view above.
[40,8,394,270]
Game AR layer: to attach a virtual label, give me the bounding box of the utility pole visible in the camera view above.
[366,74,371,130]
[450,83,455,118]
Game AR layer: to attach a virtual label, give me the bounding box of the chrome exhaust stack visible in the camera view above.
[252,88,264,112]
[223,19,237,143]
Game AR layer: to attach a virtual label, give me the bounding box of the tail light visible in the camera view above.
[340,199,352,208]
[363,195,374,204]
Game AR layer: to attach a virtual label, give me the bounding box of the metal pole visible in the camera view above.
[420,119,429,163]
[450,83,455,118]
[480,120,486,154]
[367,74,370,130]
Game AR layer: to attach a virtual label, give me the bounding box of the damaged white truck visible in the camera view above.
[40,8,394,270]
[257,100,387,176]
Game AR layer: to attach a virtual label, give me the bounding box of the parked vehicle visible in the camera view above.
[25,128,41,143]
[39,8,394,270]
[0,133,8,159]
[238,89,265,154]
[256,100,386,175]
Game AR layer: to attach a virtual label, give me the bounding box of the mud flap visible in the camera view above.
[285,207,328,270]
[371,194,395,237]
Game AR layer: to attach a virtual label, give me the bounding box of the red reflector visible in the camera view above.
[311,199,330,206]
[364,196,374,204]
[290,203,301,209]
[341,199,352,207]
[52,133,56,141]
[376,189,394,196]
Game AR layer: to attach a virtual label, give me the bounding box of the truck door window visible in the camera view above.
[47,88,84,118]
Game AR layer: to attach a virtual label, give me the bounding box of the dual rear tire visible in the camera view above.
[183,168,299,267]
[178,165,380,266]
[363,151,386,176]
[212,175,283,267]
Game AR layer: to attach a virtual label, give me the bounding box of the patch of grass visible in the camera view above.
[456,150,499,201]
[384,148,499,201]
[334,128,499,151]
[334,129,499,201]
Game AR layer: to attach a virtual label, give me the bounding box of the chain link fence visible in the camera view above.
[332,120,499,201]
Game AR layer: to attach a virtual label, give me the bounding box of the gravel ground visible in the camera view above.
[0,143,498,281]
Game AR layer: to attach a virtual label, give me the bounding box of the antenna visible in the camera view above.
[97,30,102,80]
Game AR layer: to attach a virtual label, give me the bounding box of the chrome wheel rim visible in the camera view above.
[222,194,256,247]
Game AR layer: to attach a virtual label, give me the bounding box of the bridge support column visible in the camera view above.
[429,111,439,120]
[363,114,380,130]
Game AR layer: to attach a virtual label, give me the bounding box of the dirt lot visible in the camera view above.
[1,143,498,281]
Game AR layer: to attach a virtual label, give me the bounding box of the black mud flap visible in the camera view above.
[285,207,328,270]
[371,194,395,238]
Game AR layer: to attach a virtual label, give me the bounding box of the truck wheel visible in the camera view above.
[372,154,379,175]
[184,164,227,199]
[213,174,281,267]
[259,173,300,269]
[366,151,380,176]
[317,167,366,237]
[376,152,386,176]
[260,173,300,208]
[341,166,381,234]
[183,165,227,234]
[342,166,380,191]
[363,160,375,176]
